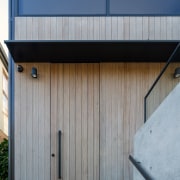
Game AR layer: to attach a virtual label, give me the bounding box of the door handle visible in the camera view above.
[59,130,62,179]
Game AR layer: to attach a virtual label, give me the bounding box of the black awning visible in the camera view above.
[4,40,180,63]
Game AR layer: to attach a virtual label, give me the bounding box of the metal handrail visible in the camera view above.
[129,155,153,180]
[144,43,180,122]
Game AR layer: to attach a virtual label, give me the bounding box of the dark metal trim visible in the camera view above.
[144,42,180,122]
[5,39,180,43]
[4,40,179,63]
[8,0,16,179]
[129,155,153,180]
[14,14,180,17]
[8,56,15,180]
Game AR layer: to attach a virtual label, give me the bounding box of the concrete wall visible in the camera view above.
[134,82,180,180]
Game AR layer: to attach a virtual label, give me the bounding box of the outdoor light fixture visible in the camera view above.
[31,67,38,78]
[174,67,180,78]
[17,65,23,72]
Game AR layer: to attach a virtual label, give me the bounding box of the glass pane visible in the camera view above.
[145,45,180,121]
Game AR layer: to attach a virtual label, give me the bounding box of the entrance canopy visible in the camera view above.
[5,40,180,63]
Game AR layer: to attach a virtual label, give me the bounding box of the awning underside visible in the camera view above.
[5,40,180,63]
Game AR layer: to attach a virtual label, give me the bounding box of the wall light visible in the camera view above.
[174,67,180,78]
[31,67,38,78]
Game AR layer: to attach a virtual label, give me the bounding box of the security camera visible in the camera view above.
[17,65,24,72]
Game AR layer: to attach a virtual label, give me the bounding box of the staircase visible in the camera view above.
[133,83,180,180]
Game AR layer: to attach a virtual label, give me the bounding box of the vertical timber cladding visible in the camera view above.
[50,63,162,180]
[99,63,163,180]
[13,17,176,180]
[15,17,180,40]
[14,62,162,180]
[51,64,100,180]
[14,63,50,180]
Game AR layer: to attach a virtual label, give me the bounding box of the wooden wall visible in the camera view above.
[99,63,164,180]
[15,17,180,40]
[51,64,100,180]
[14,62,164,180]
[14,16,180,180]
[14,63,51,180]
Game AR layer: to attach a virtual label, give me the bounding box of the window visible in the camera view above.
[17,0,180,15]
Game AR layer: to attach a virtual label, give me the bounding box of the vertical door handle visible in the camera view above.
[59,130,62,179]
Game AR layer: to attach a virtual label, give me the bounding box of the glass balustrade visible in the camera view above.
[145,44,180,122]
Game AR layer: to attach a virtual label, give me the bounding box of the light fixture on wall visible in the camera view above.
[17,65,23,72]
[174,67,180,78]
[31,67,38,78]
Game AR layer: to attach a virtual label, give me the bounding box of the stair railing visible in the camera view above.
[129,155,153,180]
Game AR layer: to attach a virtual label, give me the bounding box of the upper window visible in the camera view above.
[17,0,180,16]
[19,0,106,15]
[110,0,180,15]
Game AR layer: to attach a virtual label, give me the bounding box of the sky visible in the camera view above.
[0,0,8,54]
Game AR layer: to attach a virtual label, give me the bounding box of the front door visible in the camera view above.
[51,64,100,180]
